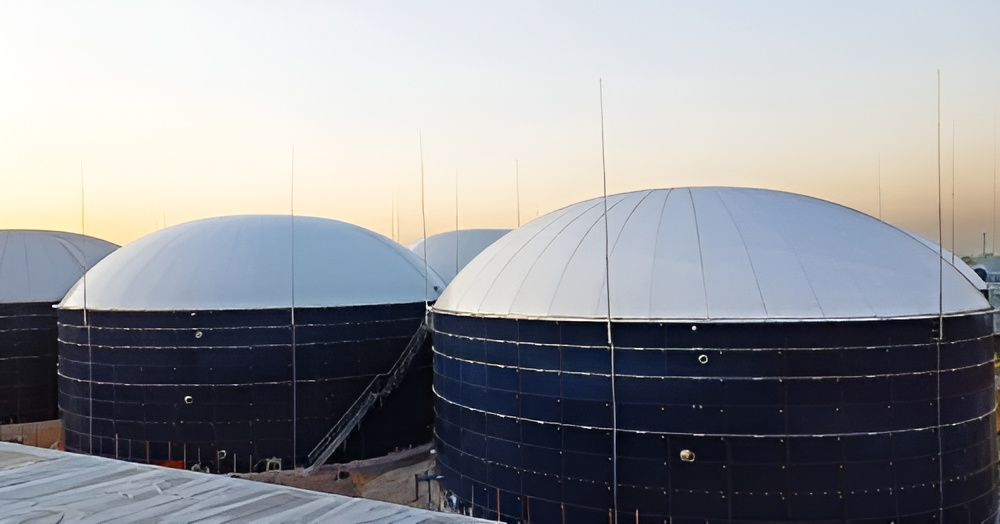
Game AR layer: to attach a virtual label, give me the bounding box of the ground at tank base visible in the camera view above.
[0,419,61,449]
[236,442,449,511]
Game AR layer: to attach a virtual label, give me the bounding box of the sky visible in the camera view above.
[1,1,998,254]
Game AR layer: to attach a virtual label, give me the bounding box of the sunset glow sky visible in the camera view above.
[1,1,998,254]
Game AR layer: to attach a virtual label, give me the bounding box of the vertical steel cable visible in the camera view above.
[81,161,93,455]
[598,79,619,523]
[290,146,297,466]
[935,69,945,522]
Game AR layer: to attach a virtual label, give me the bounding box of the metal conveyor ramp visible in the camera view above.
[302,320,429,475]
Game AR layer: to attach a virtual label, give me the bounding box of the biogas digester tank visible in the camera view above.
[58,215,443,470]
[410,229,511,285]
[431,188,997,523]
[0,230,117,424]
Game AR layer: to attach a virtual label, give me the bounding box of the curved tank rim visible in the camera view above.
[60,301,434,312]
[430,306,995,323]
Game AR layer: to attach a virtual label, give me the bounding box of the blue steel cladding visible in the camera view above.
[0,302,60,423]
[432,312,998,523]
[58,303,432,470]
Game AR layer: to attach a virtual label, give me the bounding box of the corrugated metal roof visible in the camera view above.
[435,187,991,321]
[0,443,482,523]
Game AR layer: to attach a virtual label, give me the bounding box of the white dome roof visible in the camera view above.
[435,187,991,321]
[898,228,985,291]
[60,215,444,311]
[409,229,511,284]
[0,230,118,304]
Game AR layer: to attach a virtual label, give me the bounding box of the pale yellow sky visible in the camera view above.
[1,1,998,254]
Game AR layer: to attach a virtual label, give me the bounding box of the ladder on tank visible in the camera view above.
[302,320,430,475]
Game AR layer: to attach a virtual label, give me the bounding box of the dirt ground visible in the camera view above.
[235,443,447,511]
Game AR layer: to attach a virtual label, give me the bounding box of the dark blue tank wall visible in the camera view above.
[1,302,59,423]
[432,312,998,523]
[58,303,431,471]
